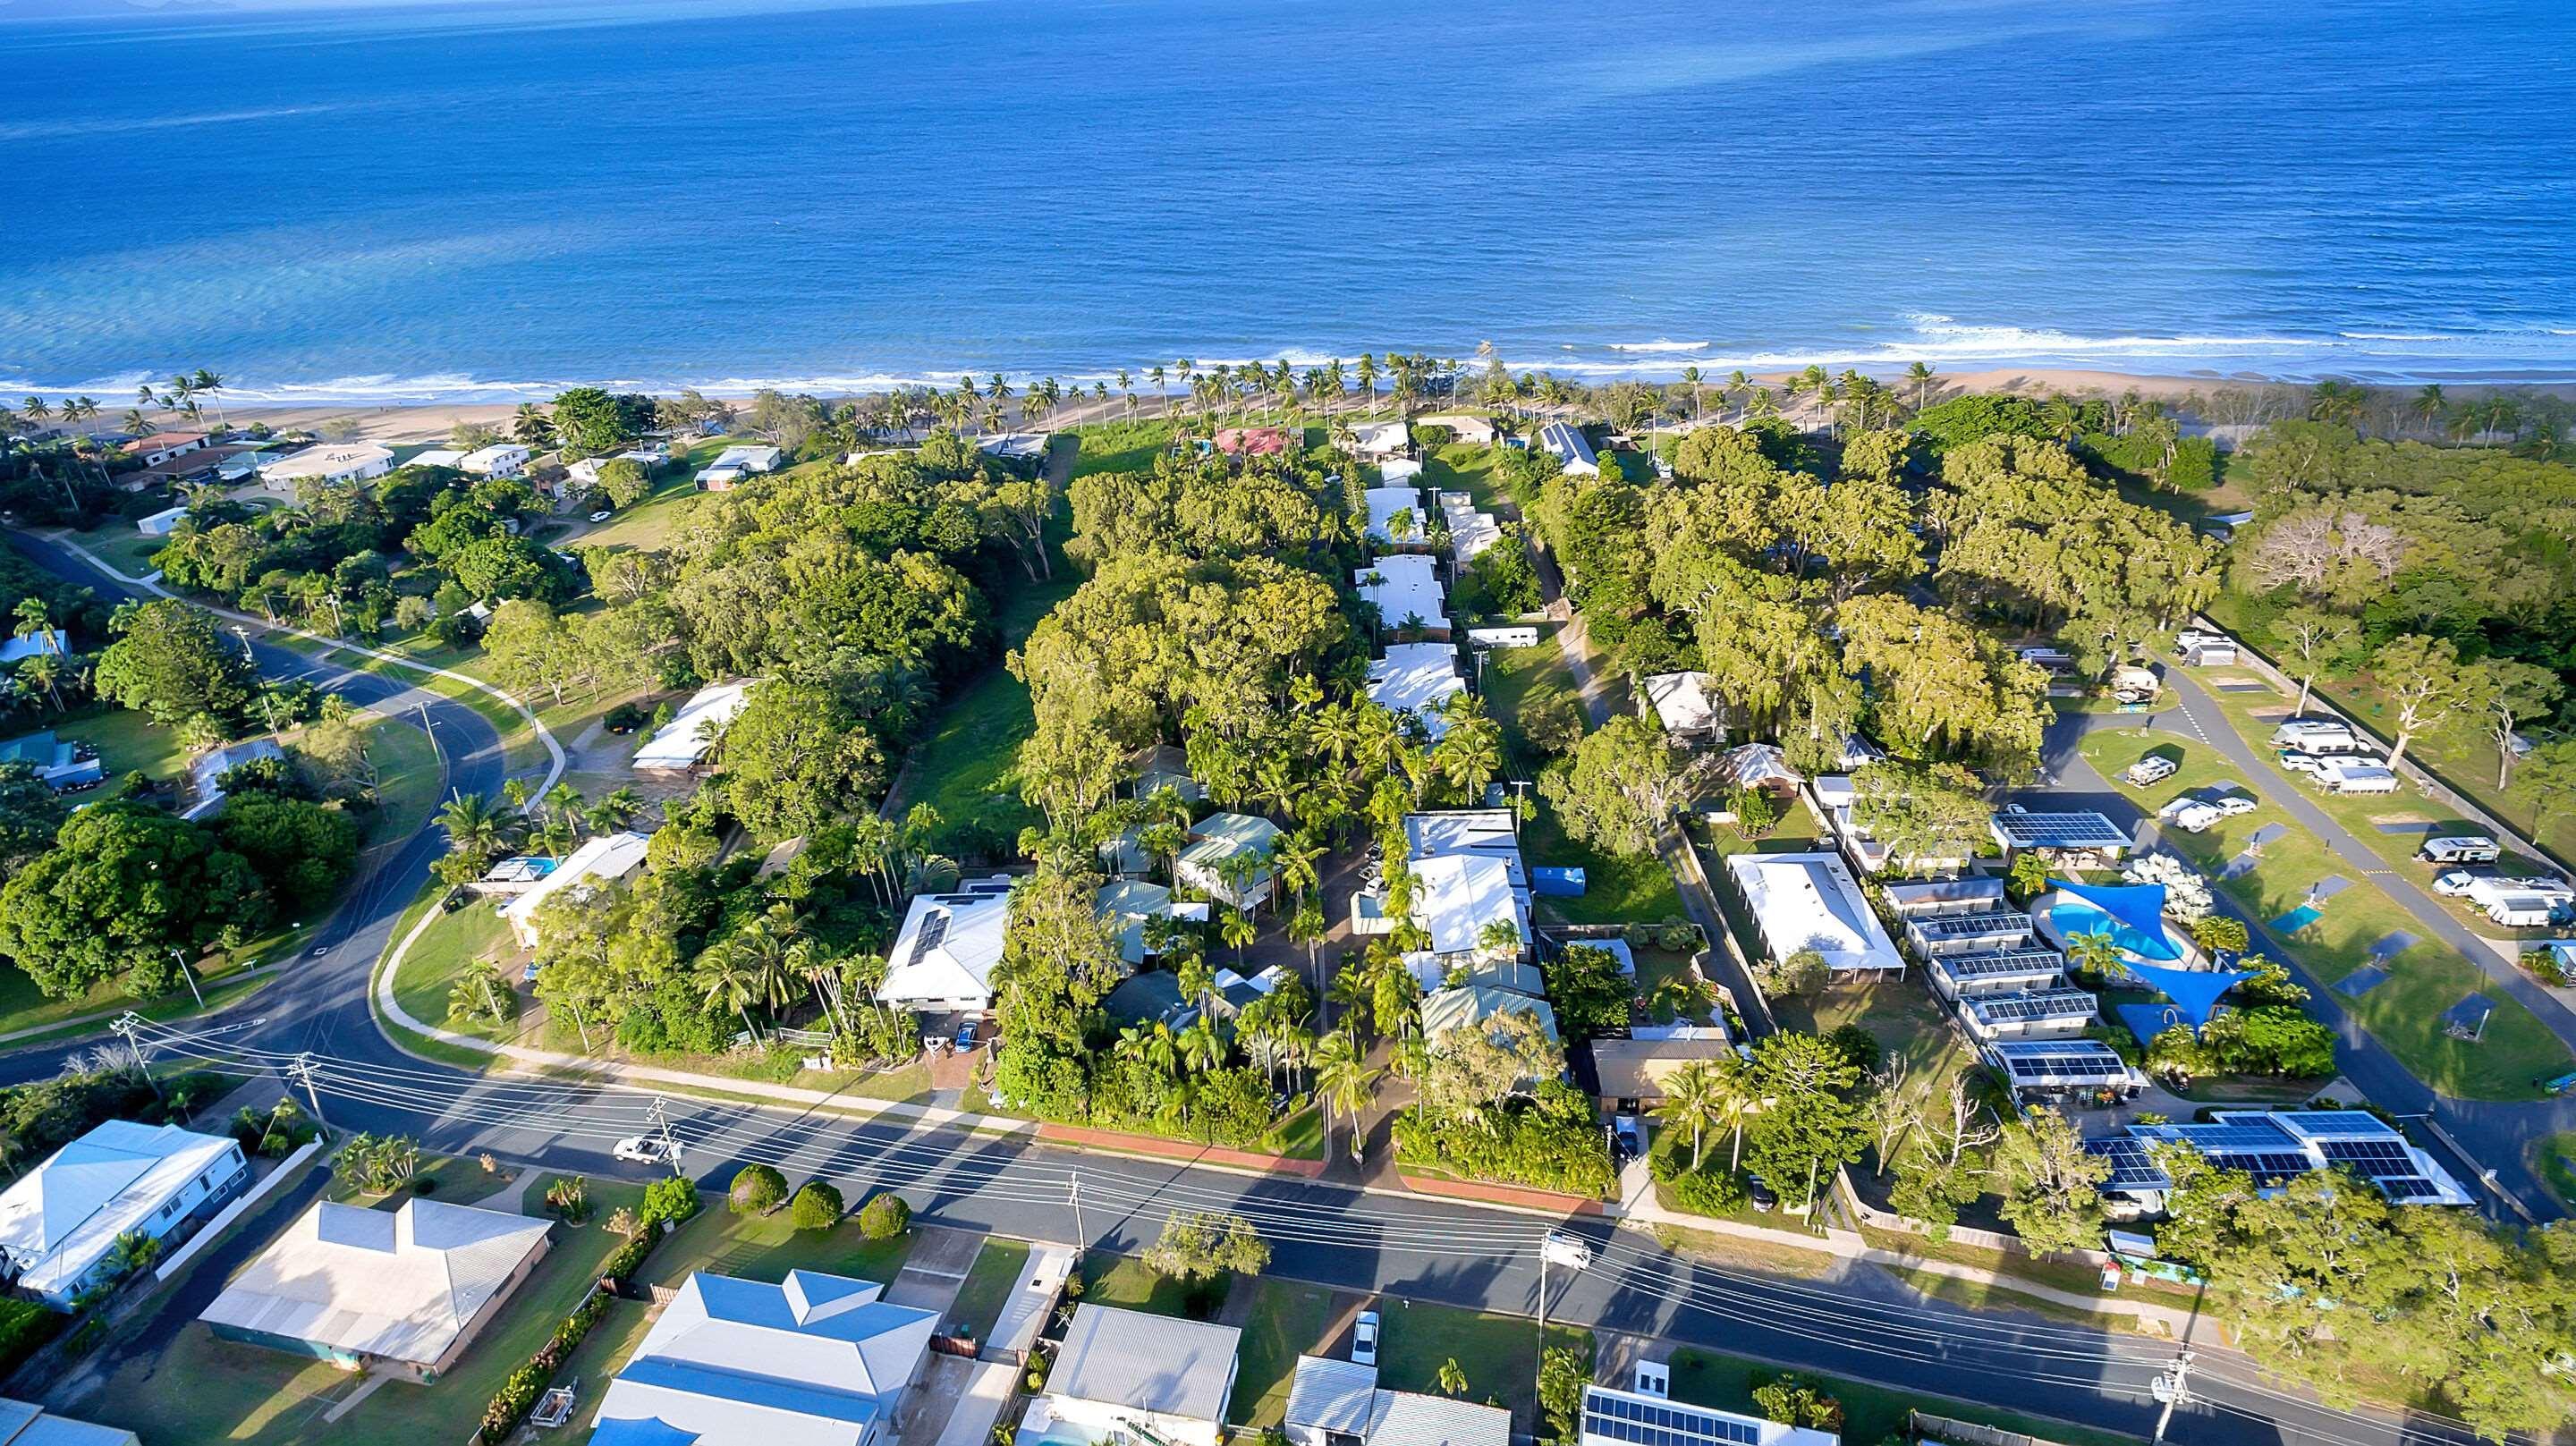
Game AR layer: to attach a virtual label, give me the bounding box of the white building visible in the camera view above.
[258,443,395,489]
[877,876,1019,1011]
[1031,1305,1239,1446]
[1363,486,1428,546]
[1354,555,1450,638]
[1724,851,1903,976]
[0,1120,246,1309]
[503,830,652,948]
[136,503,191,537]
[1351,420,1410,459]
[406,448,469,469]
[977,433,1051,463]
[1638,672,1721,746]
[1438,490,1502,562]
[1408,852,1529,964]
[590,1269,936,1446]
[1285,1356,1509,1446]
[1176,813,1284,909]
[124,432,208,468]
[459,443,530,478]
[712,444,785,474]
[199,1198,551,1381]
[632,681,758,773]
[1416,414,1498,446]
[1365,643,1465,739]
[1538,420,1598,477]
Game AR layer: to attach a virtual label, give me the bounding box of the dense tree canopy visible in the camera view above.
[0,801,268,998]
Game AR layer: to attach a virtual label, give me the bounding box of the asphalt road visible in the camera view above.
[0,530,2497,1446]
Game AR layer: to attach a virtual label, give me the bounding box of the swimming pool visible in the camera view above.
[2049,901,2183,961]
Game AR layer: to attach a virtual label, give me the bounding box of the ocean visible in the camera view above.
[3,0,2574,402]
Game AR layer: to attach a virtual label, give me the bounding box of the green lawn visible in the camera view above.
[1079,1251,1211,1318]
[360,713,444,845]
[1374,1301,1591,1433]
[1668,1347,2143,1446]
[87,1184,646,1446]
[638,1200,919,1290]
[1481,639,1581,773]
[1421,442,1510,512]
[2079,728,2570,1099]
[1263,1104,1325,1161]
[947,1238,1034,1340]
[48,702,191,782]
[1476,640,1684,925]
[1072,419,1178,476]
[1229,1278,1337,1426]
[1782,975,1974,1084]
[2535,1130,2576,1211]
[570,439,735,553]
[390,896,528,1045]
[325,1151,526,1209]
[891,655,1047,850]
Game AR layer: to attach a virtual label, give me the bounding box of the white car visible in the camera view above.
[589,509,614,523]
[1352,1309,1380,1367]
[2214,795,2258,816]
[614,1135,682,1166]
[2277,753,2327,776]
[2432,871,2482,898]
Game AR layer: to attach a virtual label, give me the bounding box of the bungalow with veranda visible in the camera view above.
[0,1120,248,1309]
[1176,813,1284,909]
[258,442,394,491]
[877,876,1020,1011]
[502,830,652,948]
[1028,1305,1241,1446]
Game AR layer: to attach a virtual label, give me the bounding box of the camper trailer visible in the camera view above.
[2419,835,2502,866]
[2108,664,2162,706]
[2270,719,2363,754]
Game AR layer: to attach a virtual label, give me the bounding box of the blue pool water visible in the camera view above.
[5,0,2576,401]
[2051,901,2179,961]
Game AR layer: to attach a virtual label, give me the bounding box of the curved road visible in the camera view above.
[0,531,2498,1446]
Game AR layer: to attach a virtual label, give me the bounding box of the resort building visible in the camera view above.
[1989,811,2132,867]
[1363,486,1428,545]
[0,1120,247,1309]
[1958,986,2099,1044]
[977,433,1051,464]
[1030,1304,1240,1446]
[2085,1109,2475,1216]
[1638,672,1722,747]
[258,442,395,489]
[458,443,530,478]
[502,830,652,948]
[1176,813,1284,909]
[0,731,103,791]
[1901,909,2036,960]
[1809,775,1977,876]
[1580,1381,1837,1446]
[1405,851,1529,968]
[1096,879,1208,966]
[631,681,758,773]
[1586,1034,1737,1112]
[1723,851,1903,976]
[1985,1038,2145,1103]
[1353,555,1450,638]
[1351,420,1411,459]
[1285,1356,1511,1446]
[0,1399,139,1445]
[589,1268,936,1446]
[877,876,1020,1011]
[1437,490,1502,562]
[1365,643,1465,739]
[200,1198,551,1381]
[1882,875,2006,919]
[1924,946,2068,1003]
[1537,421,1598,477]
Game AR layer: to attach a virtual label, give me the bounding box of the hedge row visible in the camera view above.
[470,1184,701,1444]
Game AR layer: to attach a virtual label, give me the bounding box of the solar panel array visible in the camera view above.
[2377,1176,2442,1202]
[2319,1139,2414,1170]
[2203,1151,2314,1181]
[1916,912,2033,940]
[2084,1137,2170,1190]
[1994,1042,2130,1083]
[2280,1112,2402,1137]
[912,909,951,958]
[1993,813,2131,850]
[1939,948,2065,979]
[1967,989,2098,1024]
[1581,1391,1763,1446]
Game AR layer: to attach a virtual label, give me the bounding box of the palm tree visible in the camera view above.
[1905,361,1937,411]
[2063,928,2128,985]
[1219,908,1258,967]
[1680,365,1703,422]
[1176,1019,1226,1075]
[16,654,61,713]
[437,791,515,859]
[119,408,149,436]
[1327,961,1373,1037]
[1313,1028,1382,1164]
[2411,384,2447,438]
[190,369,226,427]
[695,943,773,1046]
[1655,1060,1727,1170]
[542,781,587,836]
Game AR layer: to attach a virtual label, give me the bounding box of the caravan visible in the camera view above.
[2270,719,2364,754]
[2418,835,2502,866]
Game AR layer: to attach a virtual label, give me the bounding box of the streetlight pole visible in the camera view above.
[171,948,204,1009]
[2150,1350,2196,1446]
[1536,1230,1592,1386]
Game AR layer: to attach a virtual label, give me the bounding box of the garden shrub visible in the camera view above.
[789,1180,843,1231]
[858,1192,911,1239]
[727,1163,787,1215]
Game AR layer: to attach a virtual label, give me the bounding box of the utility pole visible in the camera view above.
[419,703,442,770]
[1068,1172,1087,1255]
[110,1014,161,1102]
[1536,1231,1593,1386]
[645,1096,683,1174]
[170,948,205,1009]
[291,1053,328,1129]
[2150,1350,2197,1446]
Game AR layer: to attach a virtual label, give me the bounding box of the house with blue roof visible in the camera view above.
[589,1268,937,1446]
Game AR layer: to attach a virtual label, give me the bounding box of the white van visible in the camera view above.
[2419,835,2502,866]
[2271,719,2362,753]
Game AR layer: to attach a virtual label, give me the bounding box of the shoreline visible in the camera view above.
[109,366,2576,446]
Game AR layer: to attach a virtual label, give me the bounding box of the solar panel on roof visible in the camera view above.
[2283,1112,2401,1137]
[2204,1152,2313,1180]
[1583,1391,1762,1446]
[2319,1139,2413,1169]
[2375,1176,2440,1201]
[1940,948,2064,977]
[1918,912,2033,938]
[1968,990,2098,1023]
[911,909,950,958]
[1996,813,2131,849]
[2084,1137,2170,1190]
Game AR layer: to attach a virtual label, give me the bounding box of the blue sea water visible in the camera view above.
[3,0,2574,402]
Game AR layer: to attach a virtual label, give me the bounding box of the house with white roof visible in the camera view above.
[258,442,394,490]
[1724,850,1903,976]
[1285,1356,1510,1446]
[877,876,1019,1011]
[503,830,652,948]
[1363,486,1428,546]
[1351,420,1410,459]
[977,433,1051,463]
[715,444,785,473]
[1366,643,1465,739]
[0,1120,247,1309]
[1177,813,1284,909]
[459,443,531,478]
[589,1269,936,1446]
[1416,414,1498,446]
[183,736,286,818]
[633,681,758,773]
[1580,1381,1837,1446]
[0,1399,138,1445]
[406,447,469,470]
[1437,490,1501,562]
[1639,672,1722,747]
[1354,555,1450,638]
[199,1197,550,1381]
[1538,421,1598,477]
[1029,1305,1240,1446]
[1408,853,1529,965]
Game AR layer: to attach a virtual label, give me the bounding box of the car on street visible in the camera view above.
[614,1135,682,1166]
[1352,1309,1380,1366]
[589,510,614,523]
